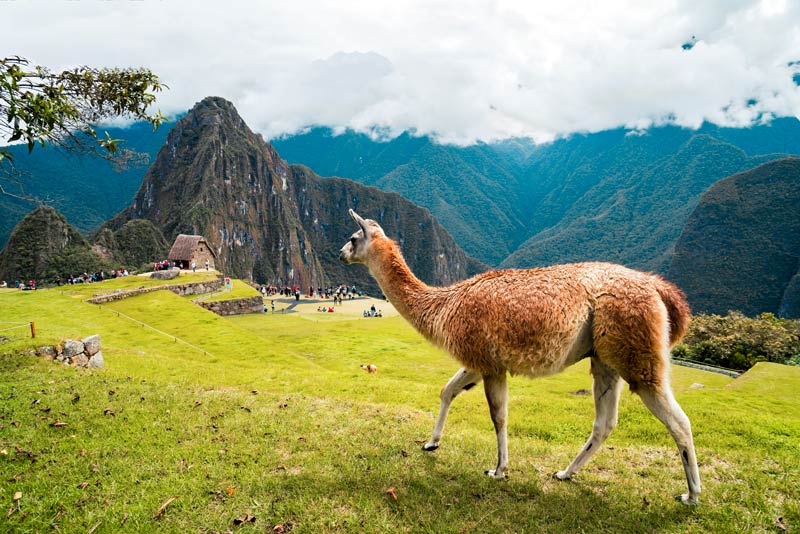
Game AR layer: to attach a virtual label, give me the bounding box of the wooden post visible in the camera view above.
[30,321,36,338]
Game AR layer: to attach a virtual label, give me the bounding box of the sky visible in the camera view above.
[2,0,800,145]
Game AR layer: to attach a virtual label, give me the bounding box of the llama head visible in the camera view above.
[339,209,385,264]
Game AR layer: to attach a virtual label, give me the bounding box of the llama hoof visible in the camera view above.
[484,469,507,479]
[675,493,699,506]
[553,470,572,481]
[421,442,439,452]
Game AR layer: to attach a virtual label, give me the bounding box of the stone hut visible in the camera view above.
[168,234,217,270]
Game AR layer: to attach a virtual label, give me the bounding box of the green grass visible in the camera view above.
[1,287,799,533]
[51,270,220,299]
[198,279,261,303]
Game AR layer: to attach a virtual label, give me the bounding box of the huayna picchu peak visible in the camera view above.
[103,97,480,294]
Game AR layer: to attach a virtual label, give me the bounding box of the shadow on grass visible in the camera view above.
[253,450,698,533]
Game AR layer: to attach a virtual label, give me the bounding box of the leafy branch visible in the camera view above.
[0,55,167,164]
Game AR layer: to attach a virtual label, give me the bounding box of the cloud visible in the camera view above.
[2,0,799,144]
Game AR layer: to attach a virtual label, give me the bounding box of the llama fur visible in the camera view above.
[339,210,700,504]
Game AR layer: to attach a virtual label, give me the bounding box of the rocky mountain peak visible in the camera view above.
[102,98,477,293]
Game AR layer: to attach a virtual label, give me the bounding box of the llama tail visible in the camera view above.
[655,279,691,347]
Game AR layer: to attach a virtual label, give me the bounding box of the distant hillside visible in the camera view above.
[6,113,800,277]
[668,158,800,318]
[0,206,100,283]
[504,131,780,272]
[0,121,173,248]
[274,120,800,270]
[273,129,527,265]
[104,97,479,295]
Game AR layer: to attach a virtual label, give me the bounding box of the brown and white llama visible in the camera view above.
[339,209,701,504]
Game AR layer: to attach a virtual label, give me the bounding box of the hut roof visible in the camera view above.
[168,234,216,260]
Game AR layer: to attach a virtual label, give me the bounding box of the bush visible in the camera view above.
[674,312,800,371]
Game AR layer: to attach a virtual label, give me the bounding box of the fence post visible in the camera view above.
[30,321,36,338]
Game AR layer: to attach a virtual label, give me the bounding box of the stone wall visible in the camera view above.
[198,296,264,316]
[87,277,224,304]
[34,334,104,369]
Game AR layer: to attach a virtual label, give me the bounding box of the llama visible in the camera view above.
[340,210,701,504]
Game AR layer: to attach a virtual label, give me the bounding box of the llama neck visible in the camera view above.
[366,239,440,337]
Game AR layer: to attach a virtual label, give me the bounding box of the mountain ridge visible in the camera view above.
[103,97,478,295]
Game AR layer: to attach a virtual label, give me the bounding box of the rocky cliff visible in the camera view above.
[105,97,479,294]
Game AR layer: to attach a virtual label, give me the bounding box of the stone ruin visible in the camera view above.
[35,334,104,369]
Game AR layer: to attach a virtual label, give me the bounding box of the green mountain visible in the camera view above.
[272,130,527,265]
[274,120,800,271]
[668,157,800,317]
[0,121,173,248]
[104,97,479,295]
[504,132,779,272]
[0,205,101,283]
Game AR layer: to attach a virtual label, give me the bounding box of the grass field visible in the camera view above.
[1,281,799,533]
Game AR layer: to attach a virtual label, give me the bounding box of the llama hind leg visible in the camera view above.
[483,373,509,479]
[637,386,701,505]
[555,358,623,480]
[423,368,482,451]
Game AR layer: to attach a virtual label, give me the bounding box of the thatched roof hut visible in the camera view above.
[168,234,217,270]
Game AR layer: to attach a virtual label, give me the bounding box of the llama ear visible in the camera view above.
[349,209,368,234]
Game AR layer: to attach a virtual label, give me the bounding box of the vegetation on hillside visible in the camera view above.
[0,205,102,283]
[110,219,169,269]
[674,312,800,371]
[0,120,173,248]
[273,120,800,272]
[669,157,800,318]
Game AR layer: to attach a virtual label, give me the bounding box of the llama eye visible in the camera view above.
[350,237,357,244]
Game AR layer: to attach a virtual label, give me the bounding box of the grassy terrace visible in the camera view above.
[1,284,799,533]
[197,279,262,303]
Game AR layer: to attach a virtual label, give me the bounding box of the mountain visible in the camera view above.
[668,158,800,318]
[0,206,101,283]
[94,219,169,269]
[503,131,780,272]
[274,120,800,271]
[103,97,478,295]
[0,121,173,248]
[272,129,528,265]
[6,108,800,286]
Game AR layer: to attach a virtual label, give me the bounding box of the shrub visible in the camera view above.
[674,312,800,371]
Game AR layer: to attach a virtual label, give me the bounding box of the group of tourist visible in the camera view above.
[363,304,383,318]
[3,269,134,290]
[62,269,130,285]
[257,283,363,302]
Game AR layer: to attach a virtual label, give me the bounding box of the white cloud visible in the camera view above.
[2,0,799,144]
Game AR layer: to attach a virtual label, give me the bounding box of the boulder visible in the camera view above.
[151,269,180,280]
[62,339,84,358]
[88,351,104,369]
[82,334,101,356]
[37,345,57,359]
[71,353,89,368]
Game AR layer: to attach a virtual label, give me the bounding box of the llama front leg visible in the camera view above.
[555,358,622,480]
[483,373,509,478]
[637,386,701,505]
[423,368,483,451]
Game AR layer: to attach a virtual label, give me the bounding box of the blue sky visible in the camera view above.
[2,0,799,144]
